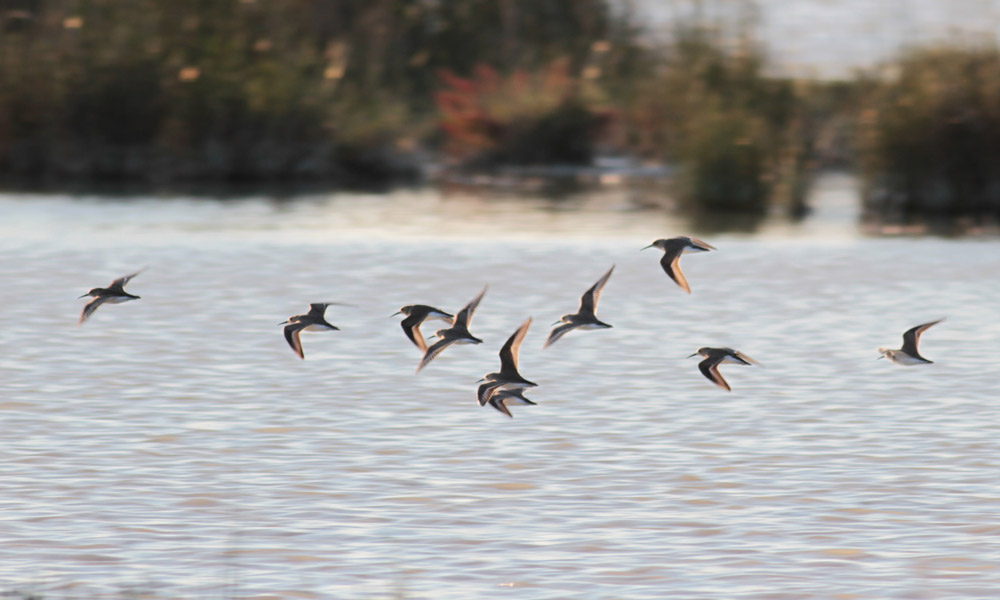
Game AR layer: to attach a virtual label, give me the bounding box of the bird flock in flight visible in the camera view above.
[78,236,944,417]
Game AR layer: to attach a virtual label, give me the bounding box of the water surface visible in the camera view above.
[2,180,999,599]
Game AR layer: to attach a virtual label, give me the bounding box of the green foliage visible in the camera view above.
[858,46,1000,224]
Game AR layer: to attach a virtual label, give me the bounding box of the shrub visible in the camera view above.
[858,46,1000,225]
[622,26,811,217]
[435,62,611,167]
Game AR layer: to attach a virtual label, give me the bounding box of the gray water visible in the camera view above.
[2,178,999,599]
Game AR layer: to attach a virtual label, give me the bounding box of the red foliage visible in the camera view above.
[436,61,582,157]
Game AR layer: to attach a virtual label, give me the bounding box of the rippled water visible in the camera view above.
[2,180,999,599]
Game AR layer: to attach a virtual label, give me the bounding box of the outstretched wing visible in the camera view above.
[477,380,507,406]
[487,396,514,418]
[494,388,536,405]
[698,357,731,391]
[307,303,330,320]
[901,319,943,357]
[111,269,144,290]
[284,322,307,359]
[579,265,614,316]
[732,350,759,366]
[661,251,691,294]
[686,237,716,251]
[400,313,427,351]
[543,322,578,348]
[453,286,487,329]
[417,337,455,373]
[79,296,110,324]
[499,318,532,373]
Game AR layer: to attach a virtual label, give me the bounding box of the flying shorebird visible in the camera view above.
[642,236,716,294]
[477,317,537,405]
[486,388,537,418]
[78,270,143,324]
[280,303,340,360]
[544,265,614,348]
[878,319,944,365]
[688,347,758,391]
[417,286,487,372]
[392,305,453,352]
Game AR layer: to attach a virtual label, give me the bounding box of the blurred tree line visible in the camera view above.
[0,0,997,226]
[0,0,637,183]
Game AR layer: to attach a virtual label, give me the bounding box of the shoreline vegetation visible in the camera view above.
[0,0,998,227]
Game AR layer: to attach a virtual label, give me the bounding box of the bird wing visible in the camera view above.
[487,396,514,418]
[400,313,427,351]
[579,265,614,315]
[660,251,691,294]
[425,306,454,321]
[477,380,506,406]
[698,357,731,391]
[417,337,455,372]
[308,303,330,320]
[283,322,307,359]
[453,286,487,329]
[79,296,110,324]
[111,269,143,290]
[901,319,943,357]
[499,318,532,373]
[543,322,578,348]
[687,237,716,251]
[732,350,759,365]
[495,388,536,405]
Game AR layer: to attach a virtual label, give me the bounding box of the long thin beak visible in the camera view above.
[476,378,486,383]
[78,293,89,299]
[278,321,288,326]
[390,311,401,317]
[551,320,561,326]
[686,352,698,358]
[640,244,654,251]
[876,355,884,360]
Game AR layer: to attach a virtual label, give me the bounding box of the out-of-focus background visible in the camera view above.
[1,0,999,228]
[4,3,1000,600]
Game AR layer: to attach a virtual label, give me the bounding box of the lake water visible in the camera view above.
[2,176,999,599]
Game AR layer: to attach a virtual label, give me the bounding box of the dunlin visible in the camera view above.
[78,270,143,324]
[392,305,453,352]
[478,317,537,405]
[878,319,944,365]
[281,303,340,360]
[544,265,614,348]
[642,236,715,294]
[688,347,757,391]
[417,287,487,372]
